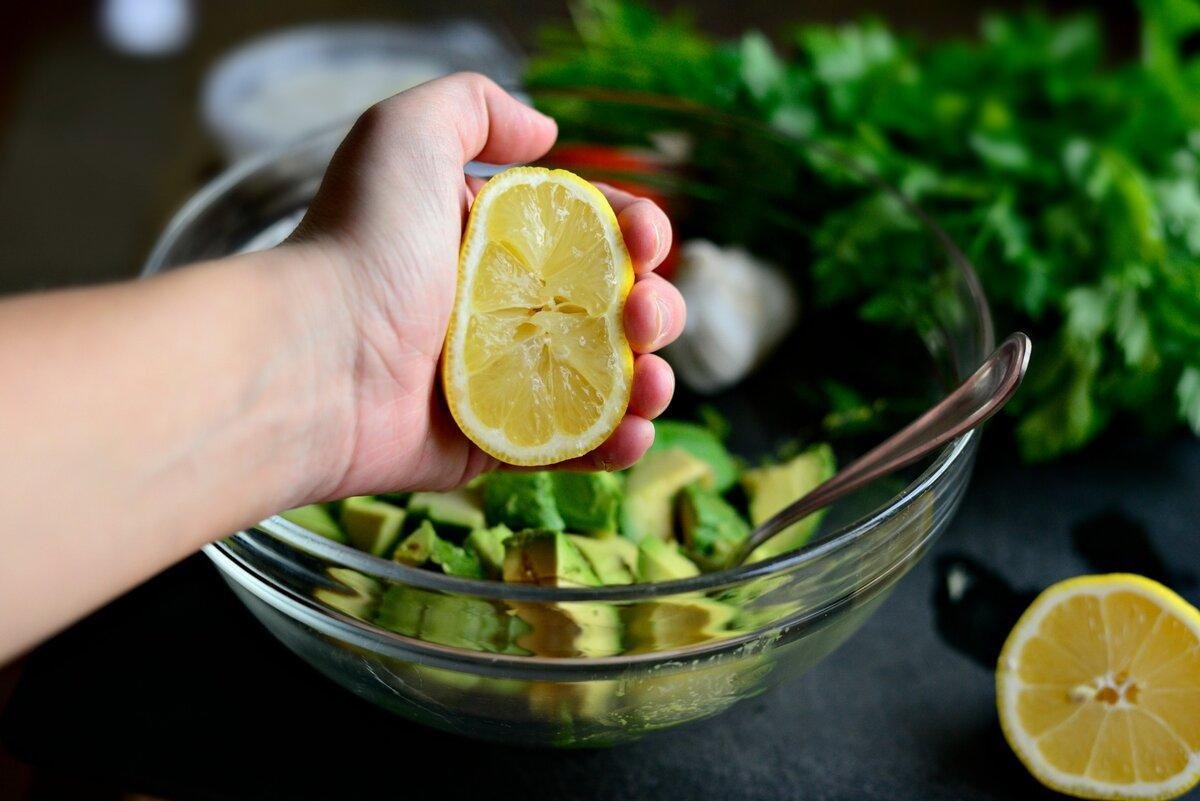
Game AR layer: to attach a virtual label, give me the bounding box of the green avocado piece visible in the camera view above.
[620,448,714,542]
[484,472,565,531]
[339,496,406,556]
[742,444,836,562]
[375,585,529,654]
[503,530,601,587]
[465,524,514,577]
[313,567,381,618]
[394,520,484,578]
[393,520,436,565]
[678,483,751,571]
[280,504,346,543]
[623,596,738,652]
[567,533,638,585]
[637,537,701,582]
[511,600,623,657]
[552,472,623,533]
[407,488,485,532]
[651,421,740,492]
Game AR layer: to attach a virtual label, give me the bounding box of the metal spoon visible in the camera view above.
[734,332,1032,565]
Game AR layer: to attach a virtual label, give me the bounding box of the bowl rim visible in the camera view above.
[146,86,993,608]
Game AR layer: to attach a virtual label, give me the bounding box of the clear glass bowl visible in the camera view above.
[143,88,992,747]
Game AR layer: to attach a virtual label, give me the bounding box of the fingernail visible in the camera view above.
[648,215,663,262]
[653,295,671,346]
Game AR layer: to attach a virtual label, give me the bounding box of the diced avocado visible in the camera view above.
[504,531,622,657]
[313,567,381,618]
[651,420,740,492]
[393,520,436,565]
[637,537,701,582]
[375,585,529,654]
[429,532,484,579]
[623,597,738,651]
[529,680,616,723]
[407,488,485,532]
[503,530,601,588]
[552,472,623,533]
[484,472,565,531]
[394,520,484,578]
[280,504,346,543]
[621,448,714,542]
[339,496,406,556]
[511,600,623,657]
[465,524,514,577]
[742,444,836,562]
[568,533,639,585]
[678,483,751,571]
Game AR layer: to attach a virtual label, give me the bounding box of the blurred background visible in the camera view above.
[1,2,1195,800]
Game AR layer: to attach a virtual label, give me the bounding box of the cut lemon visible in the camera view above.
[443,167,634,466]
[997,574,1200,800]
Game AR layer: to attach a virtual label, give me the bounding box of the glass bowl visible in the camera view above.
[143,87,992,747]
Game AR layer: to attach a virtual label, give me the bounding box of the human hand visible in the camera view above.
[291,73,684,499]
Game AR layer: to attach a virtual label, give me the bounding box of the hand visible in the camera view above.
[293,73,685,498]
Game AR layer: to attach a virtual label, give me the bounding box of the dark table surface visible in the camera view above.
[4,433,1197,801]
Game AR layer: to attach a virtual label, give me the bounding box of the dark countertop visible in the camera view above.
[4,433,1197,801]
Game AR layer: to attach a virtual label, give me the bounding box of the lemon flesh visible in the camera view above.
[444,167,634,466]
[997,574,1200,801]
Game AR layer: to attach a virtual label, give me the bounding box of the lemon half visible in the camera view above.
[443,167,634,466]
[997,574,1200,800]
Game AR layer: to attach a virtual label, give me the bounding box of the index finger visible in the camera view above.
[593,182,672,274]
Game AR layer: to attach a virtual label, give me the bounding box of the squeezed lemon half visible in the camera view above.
[443,167,634,466]
[997,574,1200,800]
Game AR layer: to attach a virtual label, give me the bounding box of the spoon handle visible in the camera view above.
[734,332,1032,565]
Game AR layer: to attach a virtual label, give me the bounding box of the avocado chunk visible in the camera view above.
[339,496,406,556]
[678,483,751,571]
[651,420,740,492]
[623,596,738,651]
[394,520,484,578]
[621,448,714,542]
[407,488,485,532]
[375,585,529,654]
[465,524,514,577]
[280,504,346,543]
[484,472,565,531]
[742,444,836,562]
[637,537,701,582]
[568,533,639,585]
[552,471,623,533]
[502,530,601,587]
[313,567,381,618]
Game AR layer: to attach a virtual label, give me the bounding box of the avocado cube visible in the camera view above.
[484,472,565,531]
[407,488,485,532]
[375,585,529,654]
[393,521,436,566]
[503,530,601,588]
[339,496,406,556]
[280,504,346,543]
[623,597,738,652]
[742,444,836,562]
[678,484,751,571]
[637,537,701,582]
[429,532,485,579]
[568,533,638,585]
[511,600,623,657]
[621,448,714,542]
[552,472,623,533]
[465,524,514,577]
[313,567,381,618]
[651,420,740,492]
[395,520,484,578]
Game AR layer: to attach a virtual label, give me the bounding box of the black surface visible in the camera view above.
[4,435,1199,801]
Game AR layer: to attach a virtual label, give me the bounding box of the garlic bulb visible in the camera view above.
[665,240,797,394]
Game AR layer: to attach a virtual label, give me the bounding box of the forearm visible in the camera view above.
[0,245,353,657]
